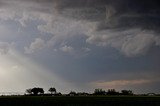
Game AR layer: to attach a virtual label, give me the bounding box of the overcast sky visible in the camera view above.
[0,0,160,94]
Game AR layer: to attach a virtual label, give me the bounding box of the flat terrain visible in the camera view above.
[0,96,160,106]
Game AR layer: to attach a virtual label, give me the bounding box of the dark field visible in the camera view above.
[0,96,160,106]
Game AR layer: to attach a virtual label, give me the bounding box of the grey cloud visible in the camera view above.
[0,0,54,12]
[0,42,11,55]
[0,0,160,57]
[24,38,45,54]
[1,0,159,29]
[36,0,160,57]
[57,0,160,57]
[60,45,74,54]
[53,0,160,32]
[86,29,160,57]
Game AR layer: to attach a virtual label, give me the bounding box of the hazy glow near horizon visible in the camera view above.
[0,49,74,93]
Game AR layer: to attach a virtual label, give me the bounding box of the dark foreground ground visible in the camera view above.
[0,96,160,106]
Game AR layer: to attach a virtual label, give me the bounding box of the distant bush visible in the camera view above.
[69,91,77,96]
[48,87,56,94]
[94,89,106,95]
[106,89,119,95]
[121,90,133,95]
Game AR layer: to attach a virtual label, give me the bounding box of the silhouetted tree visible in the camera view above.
[48,87,56,94]
[69,91,77,96]
[107,89,119,95]
[121,90,133,95]
[55,92,62,96]
[94,89,106,95]
[30,87,44,95]
[25,88,32,95]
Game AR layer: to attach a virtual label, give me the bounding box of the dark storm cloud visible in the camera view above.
[1,0,160,31]
[55,0,160,32]
[0,0,159,57]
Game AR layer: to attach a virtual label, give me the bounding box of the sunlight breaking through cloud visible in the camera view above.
[0,49,74,93]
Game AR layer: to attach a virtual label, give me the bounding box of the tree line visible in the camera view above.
[25,87,135,96]
[25,87,59,96]
[93,89,133,95]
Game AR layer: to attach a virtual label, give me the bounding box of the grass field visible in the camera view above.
[0,96,160,106]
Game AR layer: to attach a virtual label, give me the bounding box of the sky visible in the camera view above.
[0,0,160,94]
